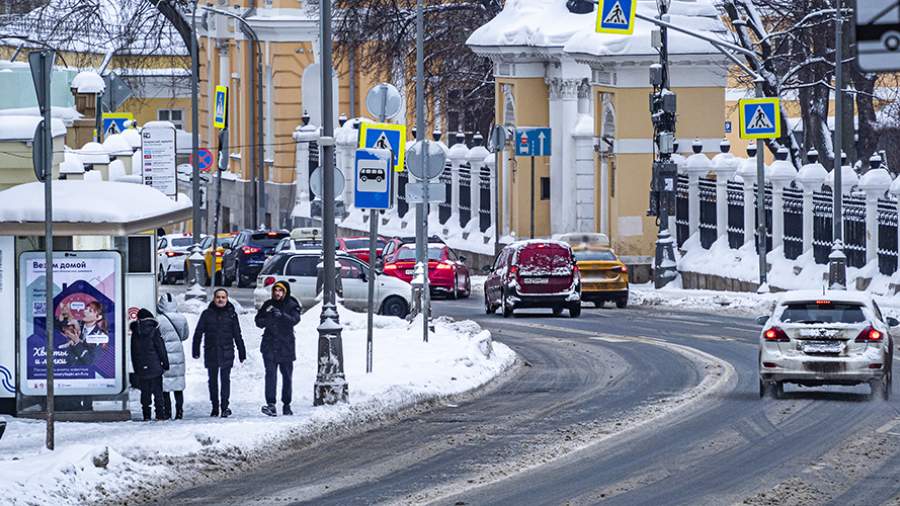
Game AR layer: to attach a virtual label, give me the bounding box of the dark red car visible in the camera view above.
[338,236,386,264]
[484,240,581,318]
[382,242,471,299]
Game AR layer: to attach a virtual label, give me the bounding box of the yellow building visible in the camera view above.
[467,0,729,256]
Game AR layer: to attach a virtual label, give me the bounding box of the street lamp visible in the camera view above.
[201,6,265,229]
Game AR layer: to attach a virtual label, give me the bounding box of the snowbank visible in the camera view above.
[0,304,515,505]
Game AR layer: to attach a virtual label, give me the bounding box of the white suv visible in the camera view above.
[157,234,201,284]
[757,290,896,400]
[253,249,412,318]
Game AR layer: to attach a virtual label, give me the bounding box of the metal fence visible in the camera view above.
[438,163,453,224]
[479,166,492,233]
[458,164,472,228]
[680,175,900,276]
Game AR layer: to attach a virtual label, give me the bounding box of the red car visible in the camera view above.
[484,240,581,318]
[339,236,386,264]
[382,242,471,299]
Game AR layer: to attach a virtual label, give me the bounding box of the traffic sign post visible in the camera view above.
[358,122,407,172]
[855,1,900,72]
[213,85,228,130]
[405,141,447,181]
[515,127,552,238]
[738,98,781,140]
[596,0,636,35]
[192,148,215,173]
[310,166,346,201]
[354,148,393,209]
[101,112,133,138]
[405,182,446,203]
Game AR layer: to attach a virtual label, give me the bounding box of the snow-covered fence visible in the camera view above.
[677,152,900,280]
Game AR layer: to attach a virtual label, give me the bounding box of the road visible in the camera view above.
[161,286,900,505]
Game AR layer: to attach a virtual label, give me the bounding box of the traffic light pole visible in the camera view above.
[415,0,430,343]
[651,1,677,288]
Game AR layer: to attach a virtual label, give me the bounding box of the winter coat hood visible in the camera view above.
[272,280,292,298]
[158,293,178,314]
[130,316,159,335]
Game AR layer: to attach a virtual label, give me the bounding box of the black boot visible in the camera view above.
[142,407,151,421]
[283,404,293,416]
[261,404,277,417]
[175,408,183,420]
[221,407,232,418]
[210,405,219,417]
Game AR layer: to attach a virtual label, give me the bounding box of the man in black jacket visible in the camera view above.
[192,289,246,418]
[130,308,169,421]
[255,281,302,416]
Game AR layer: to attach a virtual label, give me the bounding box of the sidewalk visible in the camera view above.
[0,302,515,505]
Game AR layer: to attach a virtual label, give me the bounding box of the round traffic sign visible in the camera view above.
[366,83,402,121]
[310,167,346,200]
[192,148,215,172]
[405,141,447,180]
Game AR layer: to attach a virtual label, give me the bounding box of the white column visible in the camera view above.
[859,168,892,263]
[713,158,739,242]
[573,82,595,232]
[467,141,489,234]
[447,137,468,235]
[735,150,759,246]
[546,77,583,234]
[797,155,827,255]
[291,121,318,220]
[768,153,797,251]
[484,153,497,241]
[501,148,510,238]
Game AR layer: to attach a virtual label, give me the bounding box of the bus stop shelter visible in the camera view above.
[0,180,191,421]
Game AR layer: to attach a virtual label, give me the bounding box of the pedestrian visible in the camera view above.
[130,308,169,421]
[157,293,189,420]
[255,281,301,417]
[192,288,246,418]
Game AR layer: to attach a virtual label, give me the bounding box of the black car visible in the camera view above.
[223,230,290,287]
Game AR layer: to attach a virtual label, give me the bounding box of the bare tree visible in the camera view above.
[326,0,502,137]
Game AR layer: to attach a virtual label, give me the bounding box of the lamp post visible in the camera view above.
[313,0,348,406]
[191,0,202,245]
[828,0,847,289]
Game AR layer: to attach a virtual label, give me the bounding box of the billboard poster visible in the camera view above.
[141,125,177,198]
[0,237,14,398]
[18,251,124,396]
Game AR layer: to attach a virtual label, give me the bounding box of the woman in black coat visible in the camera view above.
[130,308,169,421]
[192,289,246,418]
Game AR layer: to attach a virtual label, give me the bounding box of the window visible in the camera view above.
[573,250,617,261]
[338,258,366,279]
[540,177,551,200]
[158,109,184,129]
[285,255,319,277]
[780,301,867,324]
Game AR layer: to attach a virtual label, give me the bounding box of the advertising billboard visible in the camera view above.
[18,251,124,396]
[0,237,14,399]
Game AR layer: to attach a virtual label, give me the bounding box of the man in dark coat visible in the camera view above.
[255,281,301,416]
[192,288,246,418]
[130,308,169,421]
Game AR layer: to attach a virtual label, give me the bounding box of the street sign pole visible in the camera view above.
[829,0,847,289]
[416,0,429,343]
[530,157,536,239]
[754,80,768,291]
[30,50,55,451]
[191,0,202,246]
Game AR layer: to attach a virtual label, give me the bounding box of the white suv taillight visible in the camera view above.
[763,327,790,342]
[855,325,883,343]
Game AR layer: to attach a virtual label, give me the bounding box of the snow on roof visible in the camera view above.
[78,142,110,165]
[71,71,106,94]
[121,128,142,149]
[0,115,66,141]
[0,106,83,124]
[0,180,190,225]
[777,290,873,305]
[102,134,133,156]
[468,0,725,58]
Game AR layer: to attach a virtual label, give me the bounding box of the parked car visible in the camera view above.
[571,245,628,308]
[381,242,471,299]
[157,233,201,284]
[185,233,234,286]
[379,235,445,264]
[339,236,386,264]
[253,249,411,317]
[484,240,581,318]
[757,290,897,400]
[222,229,290,287]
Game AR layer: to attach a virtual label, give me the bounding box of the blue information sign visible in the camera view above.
[354,148,393,210]
[515,127,552,157]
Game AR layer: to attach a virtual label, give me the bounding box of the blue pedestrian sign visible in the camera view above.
[358,122,407,172]
[515,127,552,157]
[102,112,133,138]
[596,0,636,35]
[738,98,781,140]
[354,148,393,210]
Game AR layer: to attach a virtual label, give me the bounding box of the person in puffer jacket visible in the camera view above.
[130,308,169,421]
[255,281,301,417]
[157,293,189,420]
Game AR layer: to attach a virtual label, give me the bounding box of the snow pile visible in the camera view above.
[0,304,514,505]
[70,71,105,94]
[468,0,725,58]
[0,181,191,224]
[0,115,66,141]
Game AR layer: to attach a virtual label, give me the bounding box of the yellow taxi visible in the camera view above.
[559,233,629,309]
[185,233,235,285]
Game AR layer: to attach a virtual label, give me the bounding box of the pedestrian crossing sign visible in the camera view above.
[596,0,636,35]
[101,112,133,138]
[739,98,781,140]
[358,122,407,172]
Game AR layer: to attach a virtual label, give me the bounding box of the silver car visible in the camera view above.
[757,290,897,400]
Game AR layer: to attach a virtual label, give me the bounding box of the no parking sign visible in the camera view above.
[192,148,215,173]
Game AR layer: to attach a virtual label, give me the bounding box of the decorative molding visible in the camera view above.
[546,77,583,101]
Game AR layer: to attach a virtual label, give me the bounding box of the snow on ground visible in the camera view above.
[0,303,515,506]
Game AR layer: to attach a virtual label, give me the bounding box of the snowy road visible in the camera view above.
[159,290,900,505]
